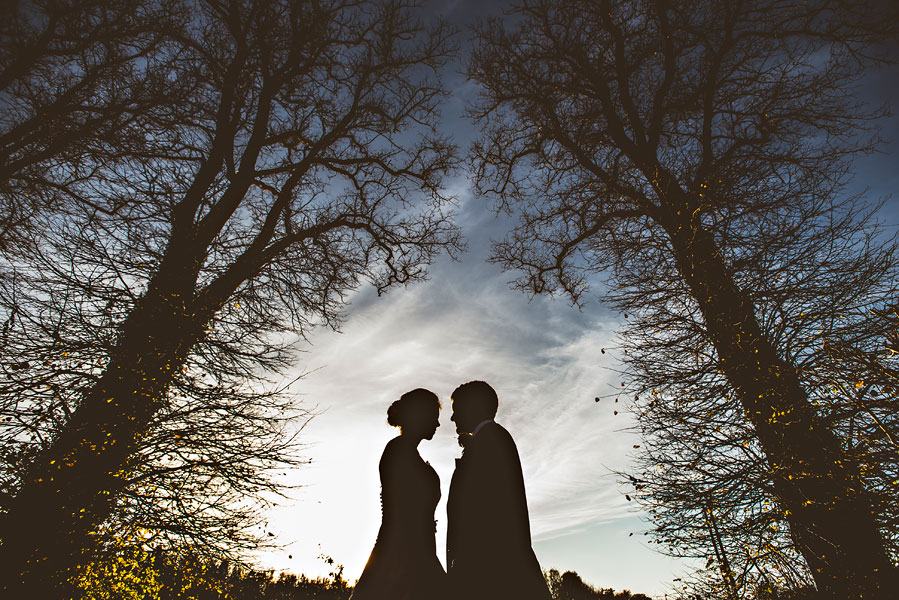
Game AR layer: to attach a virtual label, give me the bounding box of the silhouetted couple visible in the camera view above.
[350,381,551,600]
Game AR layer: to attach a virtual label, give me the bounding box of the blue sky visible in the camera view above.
[256,2,899,597]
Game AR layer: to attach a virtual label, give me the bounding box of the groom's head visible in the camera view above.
[450,380,498,435]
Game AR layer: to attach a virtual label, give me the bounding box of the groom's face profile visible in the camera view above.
[450,397,479,435]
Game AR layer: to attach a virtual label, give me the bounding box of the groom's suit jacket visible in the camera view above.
[446,421,551,600]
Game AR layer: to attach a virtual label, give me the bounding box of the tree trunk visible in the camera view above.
[660,206,894,598]
[0,267,204,598]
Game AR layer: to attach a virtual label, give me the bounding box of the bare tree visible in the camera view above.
[0,0,183,248]
[0,0,461,596]
[613,201,899,598]
[467,0,897,597]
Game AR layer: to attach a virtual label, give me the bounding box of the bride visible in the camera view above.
[350,388,448,600]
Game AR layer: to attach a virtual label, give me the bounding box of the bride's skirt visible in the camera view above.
[350,533,447,600]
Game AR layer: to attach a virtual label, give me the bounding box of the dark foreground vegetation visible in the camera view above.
[72,540,837,600]
[73,544,654,600]
[545,569,653,600]
[70,539,856,600]
[73,543,353,600]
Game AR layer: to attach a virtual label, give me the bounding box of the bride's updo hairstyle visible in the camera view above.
[387,388,440,431]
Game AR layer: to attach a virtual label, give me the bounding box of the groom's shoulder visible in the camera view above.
[479,421,517,448]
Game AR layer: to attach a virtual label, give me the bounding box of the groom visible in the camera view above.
[446,380,551,600]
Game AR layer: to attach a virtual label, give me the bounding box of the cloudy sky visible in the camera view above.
[255,2,899,597]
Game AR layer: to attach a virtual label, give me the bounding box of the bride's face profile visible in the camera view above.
[404,404,440,441]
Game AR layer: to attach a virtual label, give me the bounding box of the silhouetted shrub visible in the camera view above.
[544,568,653,600]
[74,544,353,600]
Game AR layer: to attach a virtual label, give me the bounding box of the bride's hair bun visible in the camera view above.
[386,399,405,427]
[387,388,440,428]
